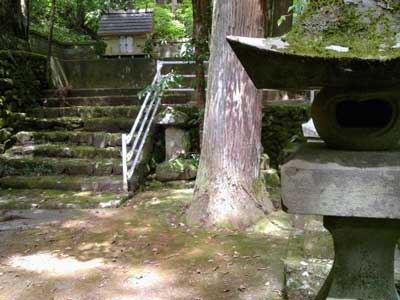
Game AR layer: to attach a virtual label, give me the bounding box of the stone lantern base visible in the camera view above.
[317,217,400,300]
[281,144,400,299]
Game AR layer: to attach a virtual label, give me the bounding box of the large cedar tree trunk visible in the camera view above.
[187,0,273,229]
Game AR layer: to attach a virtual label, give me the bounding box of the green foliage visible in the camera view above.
[278,0,309,26]
[138,71,183,100]
[177,153,200,168]
[31,0,193,43]
[153,6,186,41]
[0,51,46,118]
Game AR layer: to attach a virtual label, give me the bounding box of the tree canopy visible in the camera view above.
[30,0,193,42]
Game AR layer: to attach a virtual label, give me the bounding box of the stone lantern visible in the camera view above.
[155,106,190,161]
[228,1,400,299]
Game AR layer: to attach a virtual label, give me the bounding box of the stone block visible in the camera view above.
[281,143,400,219]
[155,158,197,182]
[165,127,190,160]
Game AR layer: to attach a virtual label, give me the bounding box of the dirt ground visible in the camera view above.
[0,183,292,300]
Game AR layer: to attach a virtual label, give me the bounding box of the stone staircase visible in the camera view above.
[0,87,192,209]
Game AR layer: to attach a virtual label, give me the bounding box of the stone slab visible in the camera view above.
[281,143,400,219]
[227,36,400,90]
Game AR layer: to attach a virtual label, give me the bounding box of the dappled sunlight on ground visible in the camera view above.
[8,252,104,276]
[0,184,290,300]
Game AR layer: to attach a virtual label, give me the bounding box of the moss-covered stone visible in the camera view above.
[155,106,189,126]
[27,105,141,119]
[6,144,121,159]
[0,156,122,176]
[284,0,400,59]
[155,158,197,182]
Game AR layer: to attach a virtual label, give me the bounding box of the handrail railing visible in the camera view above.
[121,60,196,191]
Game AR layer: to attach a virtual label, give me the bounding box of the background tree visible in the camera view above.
[269,0,293,36]
[187,0,273,229]
[0,0,28,49]
[192,0,211,111]
[46,0,57,83]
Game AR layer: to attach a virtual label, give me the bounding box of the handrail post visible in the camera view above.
[122,133,128,192]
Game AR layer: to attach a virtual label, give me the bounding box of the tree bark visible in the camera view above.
[0,0,26,39]
[269,0,293,37]
[192,0,210,110]
[46,0,57,84]
[187,0,273,229]
[171,0,177,15]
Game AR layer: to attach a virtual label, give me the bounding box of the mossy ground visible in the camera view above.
[0,184,292,300]
[0,189,127,209]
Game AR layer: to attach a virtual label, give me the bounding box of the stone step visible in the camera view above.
[161,63,208,75]
[43,88,141,98]
[0,156,122,176]
[5,144,121,159]
[0,189,129,209]
[14,131,122,148]
[27,105,141,119]
[39,94,191,107]
[14,116,134,133]
[0,175,124,192]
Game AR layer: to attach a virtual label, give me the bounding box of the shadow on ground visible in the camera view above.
[0,183,292,300]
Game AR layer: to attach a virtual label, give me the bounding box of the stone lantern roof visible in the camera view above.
[227,0,400,90]
[155,107,189,127]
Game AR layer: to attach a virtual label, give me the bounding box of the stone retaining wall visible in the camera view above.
[60,58,156,89]
[262,101,311,168]
[29,31,103,60]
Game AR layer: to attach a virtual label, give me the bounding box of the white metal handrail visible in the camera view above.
[121,60,196,191]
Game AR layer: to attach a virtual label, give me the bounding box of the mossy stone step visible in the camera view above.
[40,95,141,107]
[39,94,191,107]
[14,116,134,133]
[0,175,124,192]
[43,88,140,98]
[0,189,129,209]
[15,131,122,147]
[27,106,141,119]
[6,144,121,159]
[0,156,122,176]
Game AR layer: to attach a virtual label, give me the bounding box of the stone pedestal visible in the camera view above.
[281,144,400,299]
[317,217,400,300]
[165,127,190,160]
[155,106,191,160]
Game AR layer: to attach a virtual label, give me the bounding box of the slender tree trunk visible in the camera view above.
[192,0,209,110]
[25,0,30,39]
[46,0,57,84]
[269,0,293,36]
[171,0,177,15]
[192,0,211,148]
[187,0,273,229]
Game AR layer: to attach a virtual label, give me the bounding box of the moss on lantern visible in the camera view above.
[283,0,400,59]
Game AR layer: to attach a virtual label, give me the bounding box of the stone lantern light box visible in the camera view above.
[228,1,400,299]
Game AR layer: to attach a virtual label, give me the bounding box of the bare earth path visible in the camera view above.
[0,184,292,300]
